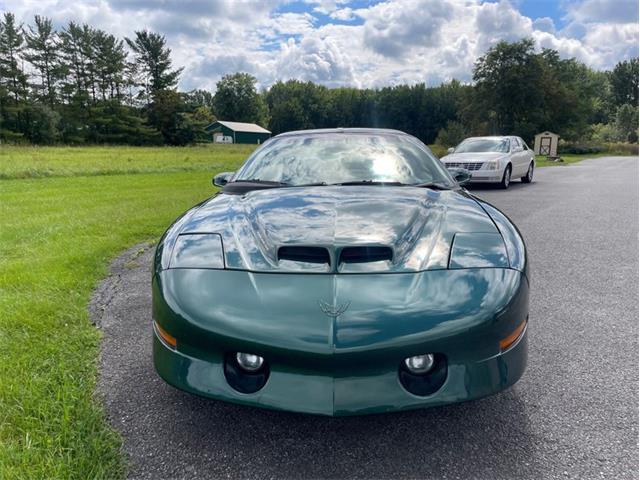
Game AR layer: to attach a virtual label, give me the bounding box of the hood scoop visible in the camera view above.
[185,185,500,273]
[278,246,330,265]
[339,246,393,264]
[277,245,393,270]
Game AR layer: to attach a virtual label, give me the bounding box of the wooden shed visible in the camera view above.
[534,131,559,158]
[205,120,271,144]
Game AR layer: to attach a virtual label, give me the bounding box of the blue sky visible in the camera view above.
[3,0,638,91]
[277,0,567,28]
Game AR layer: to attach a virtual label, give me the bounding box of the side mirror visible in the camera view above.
[213,171,234,188]
[448,167,472,186]
[447,147,455,154]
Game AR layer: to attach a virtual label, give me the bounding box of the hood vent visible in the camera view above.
[278,246,330,265]
[339,246,393,264]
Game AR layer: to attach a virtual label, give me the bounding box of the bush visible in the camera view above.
[603,142,639,155]
[428,144,448,158]
[435,121,467,148]
[590,123,620,143]
[557,141,604,154]
[557,140,638,155]
[615,104,639,143]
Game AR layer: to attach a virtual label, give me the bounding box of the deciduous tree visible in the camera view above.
[213,72,269,126]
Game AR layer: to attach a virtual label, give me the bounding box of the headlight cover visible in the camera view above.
[448,232,509,269]
[169,233,225,269]
[485,160,499,170]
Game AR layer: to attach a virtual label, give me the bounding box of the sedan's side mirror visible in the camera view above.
[448,167,472,186]
[447,147,455,154]
[213,171,234,188]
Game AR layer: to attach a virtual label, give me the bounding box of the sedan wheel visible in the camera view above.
[521,162,534,183]
[500,165,511,189]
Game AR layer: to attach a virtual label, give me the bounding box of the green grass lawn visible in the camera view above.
[0,146,250,479]
[535,149,638,167]
[0,144,635,478]
[0,144,257,179]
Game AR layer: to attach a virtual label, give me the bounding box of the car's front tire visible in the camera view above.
[521,162,534,183]
[500,165,511,189]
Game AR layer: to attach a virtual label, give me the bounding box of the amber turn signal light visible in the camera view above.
[500,320,527,351]
[154,321,177,349]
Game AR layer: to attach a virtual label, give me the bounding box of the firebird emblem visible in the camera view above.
[318,300,351,318]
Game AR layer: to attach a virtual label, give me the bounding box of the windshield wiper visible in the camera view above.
[410,182,452,190]
[288,182,328,187]
[231,180,330,188]
[328,180,407,186]
[226,179,451,192]
[230,179,290,186]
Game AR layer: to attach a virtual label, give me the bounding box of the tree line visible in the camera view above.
[0,12,637,147]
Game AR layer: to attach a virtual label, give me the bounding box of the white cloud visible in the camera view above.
[306,0,350,15]
[274,33,358,87]
[329,7,356,21]
[564,0,639,24]
[532,17,556,33]
[582,23,639,68]
[256,12,317,42]
[361,0,454,57]
[2,0,638,91]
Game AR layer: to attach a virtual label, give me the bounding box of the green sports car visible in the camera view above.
[152,128,529,416]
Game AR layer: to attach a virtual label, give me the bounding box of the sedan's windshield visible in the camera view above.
[455,138,510,153]
[233,133,455,187]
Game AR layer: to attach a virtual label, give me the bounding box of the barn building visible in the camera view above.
[205,120,271,144]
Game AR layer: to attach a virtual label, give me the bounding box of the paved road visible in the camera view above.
[94,157,638,480]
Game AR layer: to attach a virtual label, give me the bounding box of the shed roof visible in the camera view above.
[535,131,558,137]
[206,120,271,134]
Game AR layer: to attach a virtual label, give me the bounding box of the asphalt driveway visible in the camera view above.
[93,156,638,479]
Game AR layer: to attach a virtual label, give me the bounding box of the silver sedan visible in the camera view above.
[440,136,535,189]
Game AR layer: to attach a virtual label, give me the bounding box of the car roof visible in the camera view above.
[274,127,408,138]
[462,136,517,141]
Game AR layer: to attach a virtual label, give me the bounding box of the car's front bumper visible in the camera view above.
[154,330,527,415]
[152,268,529,416]
[445,164,503,183]
[468,172,504,183]
[466,168,504,183]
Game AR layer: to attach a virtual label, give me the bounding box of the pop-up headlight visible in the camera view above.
[169,233,225,269]
[448,232,509,269]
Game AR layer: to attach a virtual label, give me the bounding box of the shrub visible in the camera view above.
[428,144,448,158]
[603,142,639,155]
[557,141,604,154]
[590,123,620,143]
[557,140,638,155]
[435,121,467,148]
[615,104,639,143]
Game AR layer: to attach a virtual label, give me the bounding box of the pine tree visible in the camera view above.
[80,24,98,103]
[24,15,62,106]
[93,30,127,101]
[58,22,93,141]
[0,13,28,102]
[59,22,98,105]
[0,13,28,140]
[125,30,183,105]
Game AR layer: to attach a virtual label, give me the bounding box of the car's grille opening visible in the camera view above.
[446,162,483,171]
[278,246,331,264]
[339,246,393,264]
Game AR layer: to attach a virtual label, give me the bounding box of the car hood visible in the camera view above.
[167,186,500,273]
[441,152,507,163]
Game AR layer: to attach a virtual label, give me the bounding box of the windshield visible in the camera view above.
[233,133,455,187]
[455,138,510,153]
